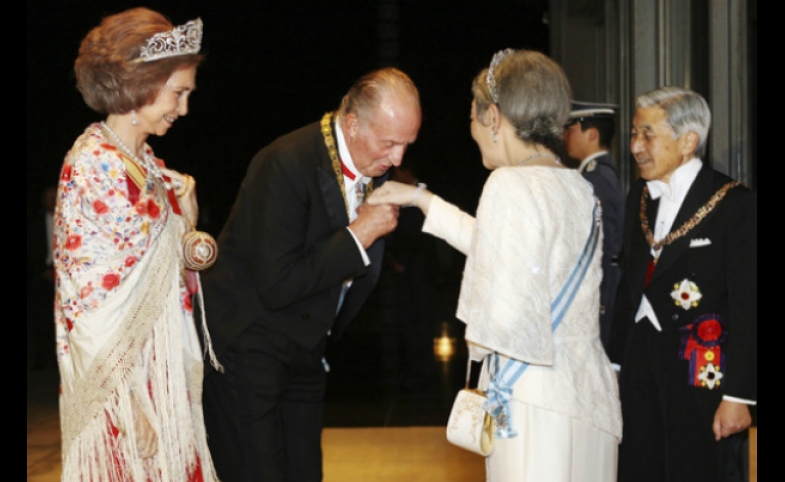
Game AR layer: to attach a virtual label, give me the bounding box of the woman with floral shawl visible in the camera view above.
[54,8,220,481]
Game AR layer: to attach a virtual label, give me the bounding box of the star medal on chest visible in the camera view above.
[671,278,702,310]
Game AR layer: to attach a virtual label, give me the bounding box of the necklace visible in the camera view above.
[518,152,561,167]
[639,181,741,264]
[100,121,171,189]
[320,113,373,219]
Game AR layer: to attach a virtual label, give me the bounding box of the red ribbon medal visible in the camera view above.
[679,314,727,390]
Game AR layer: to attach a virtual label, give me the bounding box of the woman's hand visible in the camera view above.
[161,167,198,227]
[368,181,433,213]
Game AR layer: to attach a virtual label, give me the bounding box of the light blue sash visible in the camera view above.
[483,199,601,438]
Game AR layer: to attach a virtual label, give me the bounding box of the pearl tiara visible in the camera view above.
[137,18,203,62]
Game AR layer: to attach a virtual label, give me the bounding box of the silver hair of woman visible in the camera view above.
[487,49,562,168]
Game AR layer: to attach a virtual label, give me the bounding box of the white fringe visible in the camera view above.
[60,219,219,481]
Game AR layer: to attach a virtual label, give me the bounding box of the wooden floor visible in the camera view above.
[29,427,759,481]
[27,373,757,482]
[28,369,489,482]
[29,421,487,482]
[26,422,760,482]
[326,427,486,481]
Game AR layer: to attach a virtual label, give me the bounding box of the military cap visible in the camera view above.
[566,101,618,126]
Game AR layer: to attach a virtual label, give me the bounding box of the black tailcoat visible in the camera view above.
[203,120,385,357]
[201,120,387,481]
[611,164,757,482]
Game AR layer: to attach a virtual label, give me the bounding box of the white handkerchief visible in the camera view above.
[690,238,712,248]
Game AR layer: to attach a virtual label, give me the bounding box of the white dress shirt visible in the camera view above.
[334,121,371,267]
[634,158,703,331]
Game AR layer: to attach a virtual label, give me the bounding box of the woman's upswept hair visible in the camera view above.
[74,7,203,114]
[473,49,572,157]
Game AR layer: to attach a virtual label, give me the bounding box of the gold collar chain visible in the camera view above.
[320,113,373,219]
[640,181,741,263]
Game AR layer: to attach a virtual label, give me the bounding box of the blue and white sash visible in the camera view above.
[483,199,601,438]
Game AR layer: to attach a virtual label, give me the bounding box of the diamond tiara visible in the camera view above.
[137,18,203,62]
[486,48,515,104]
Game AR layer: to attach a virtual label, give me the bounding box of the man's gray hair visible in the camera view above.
[337,67,420,122]
[636,86,711,158]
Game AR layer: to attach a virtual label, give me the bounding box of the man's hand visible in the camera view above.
[713,400,752,440]
[349,203,399,249]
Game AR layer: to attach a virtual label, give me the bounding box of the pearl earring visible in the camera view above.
[492,130,497,143]
[131,110,138,126]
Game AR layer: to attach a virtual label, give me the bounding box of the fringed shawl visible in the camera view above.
[56,126,219,481]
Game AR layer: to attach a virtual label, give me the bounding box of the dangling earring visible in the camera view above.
[492,130,497,143]
[131,110,138,126]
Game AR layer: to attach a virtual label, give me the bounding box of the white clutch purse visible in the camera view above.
[446,363,495,456]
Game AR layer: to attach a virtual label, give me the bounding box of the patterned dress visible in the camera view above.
[54,123,218,481]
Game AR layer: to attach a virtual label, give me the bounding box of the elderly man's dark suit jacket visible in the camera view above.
[202,120,385,360]
[610,164,757,481]
[200,119,386,481]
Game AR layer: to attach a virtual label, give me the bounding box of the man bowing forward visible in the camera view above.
[201,68,421,482]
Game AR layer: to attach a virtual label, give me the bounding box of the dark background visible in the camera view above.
[27,0,552,424]
[26,1,757,433]
[27,0,550,233]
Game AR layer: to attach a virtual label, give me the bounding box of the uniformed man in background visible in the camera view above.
[563,101,625,352]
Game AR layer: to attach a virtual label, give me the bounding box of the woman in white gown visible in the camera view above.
[368,49,622,482]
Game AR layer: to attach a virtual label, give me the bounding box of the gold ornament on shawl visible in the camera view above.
[182,230,217,270]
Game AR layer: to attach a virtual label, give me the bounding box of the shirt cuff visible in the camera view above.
[722,395,757,406]
[346,227,371,266]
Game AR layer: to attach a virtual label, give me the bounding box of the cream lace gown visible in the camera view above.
[424,166,622,482]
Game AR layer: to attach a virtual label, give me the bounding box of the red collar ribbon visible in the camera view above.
[341,161,356,181]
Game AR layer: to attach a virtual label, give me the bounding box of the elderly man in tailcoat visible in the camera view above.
[201,68,422,482]
[611,86,756,482]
